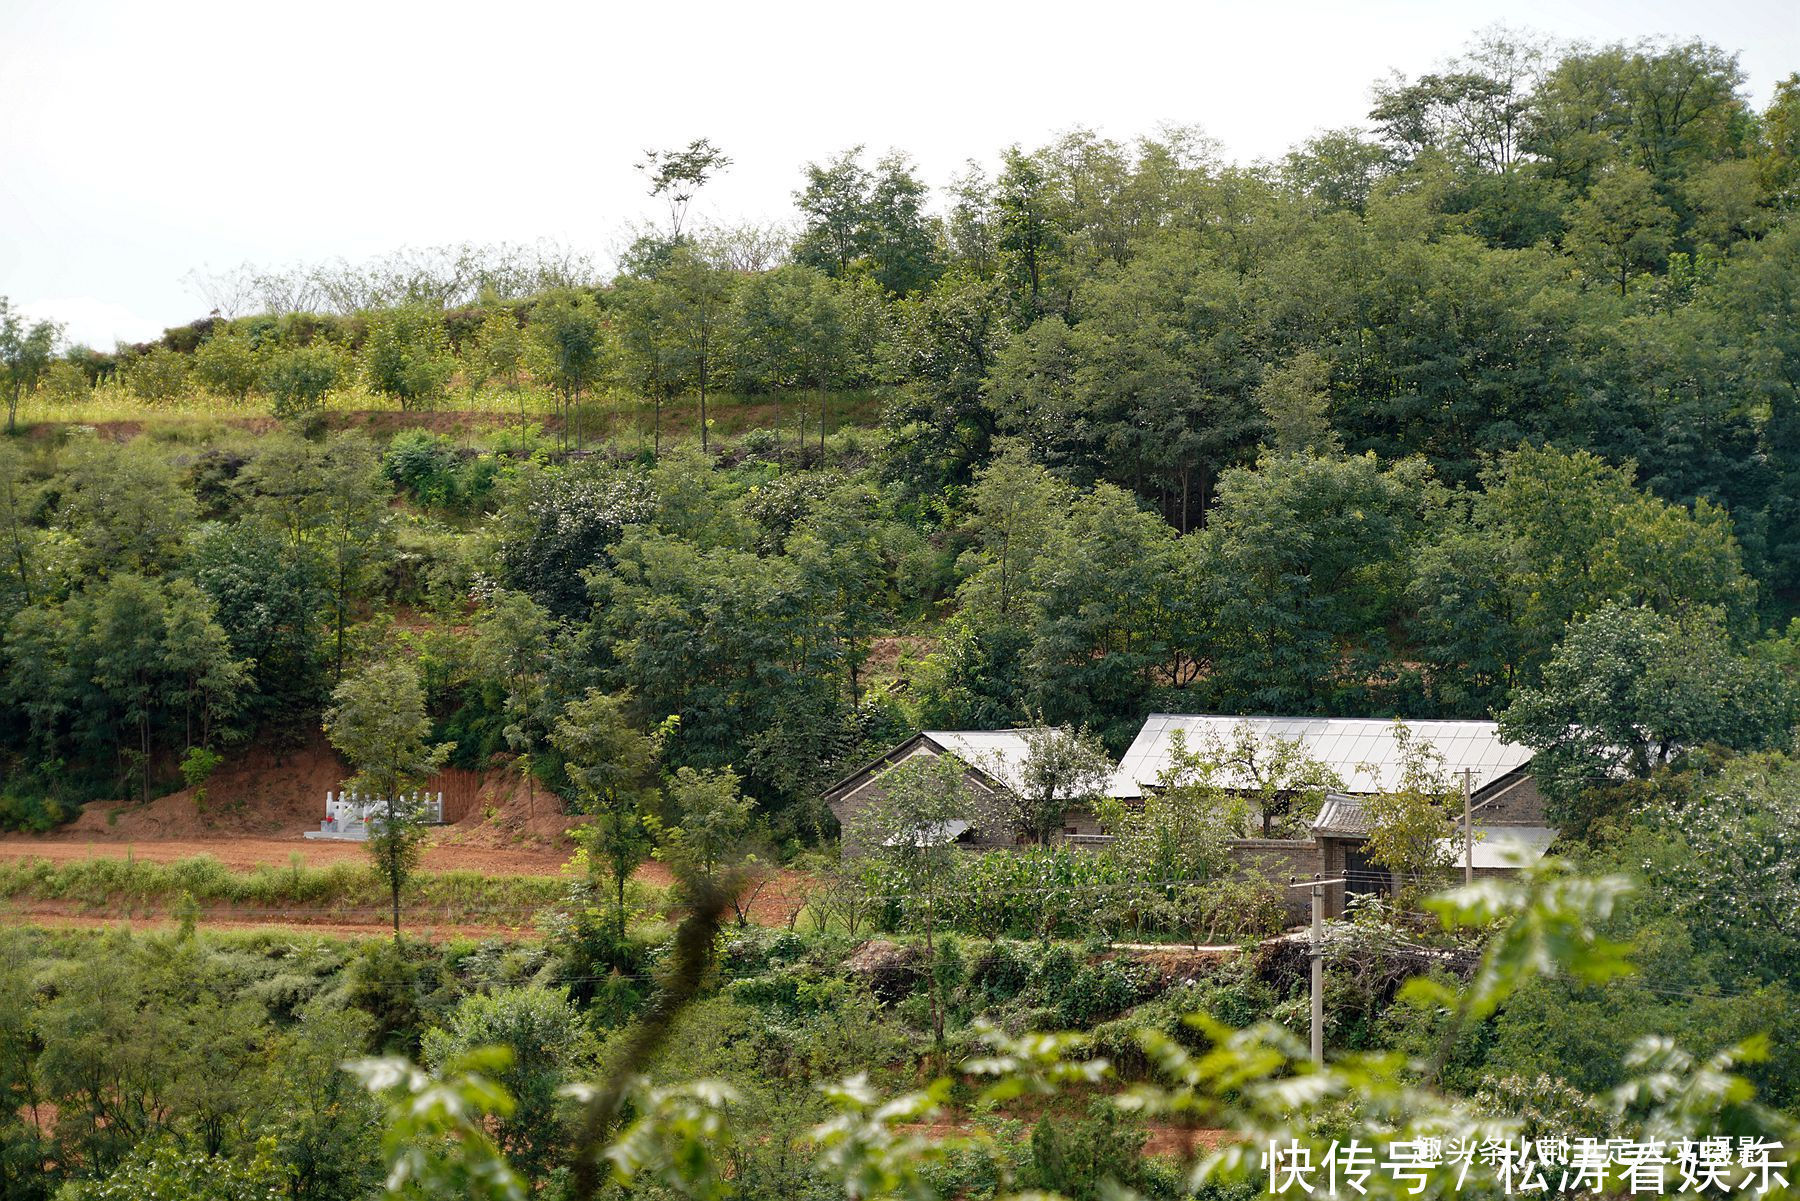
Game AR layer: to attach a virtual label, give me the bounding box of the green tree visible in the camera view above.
[159,579,252,753]
[1024,484,1185,745]
[589,529,850,801]
[260,341,343,423]
[80,575,246,803]
[793,147,871,277]
[612,274,683,454]
[551,690,666,938]
[0,297,61,434]
[124,346,190,404]
[1255,350,1341,456]
[882,271,1006,492]
[996,146,1063,320]
[323,659,454,937]
[473,590,555,814]
[265,1006,383,1201]
[467,307,527,416]
[944,161,998,276]
[1759,72,1800,206]
[1527,38,1750,191]
[793,274,863,458]
[1499,603,1794,816]
[1100,734,1246,881]
[660,250,735,451]
[1281,128,1390,214]
[191,330,260,402]
[785,483,890,703]
[1360,719,1461,897]
[362,304,453,410]
[491,459,653,618]
[526,289,605,448]
[1369,30,1544,171]
[422,987,589,1188]
[0,933,48,1199]
[863,151,940,295]
[654,765,757,899]
[997,720,1112,845]
[638,138,732,243]
[1179,721,1341,838]
[954,441,1071,622]
[0,442,43,609]
[56,440,199,579]
[33,935,174,1174]
[1203,453,1435,714]
[317,434,393,680]
[1566,165,1678,294]
[848,754,974,1046]
[1421,443,1759,699]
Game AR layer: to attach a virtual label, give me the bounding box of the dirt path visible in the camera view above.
[0,834,573,875]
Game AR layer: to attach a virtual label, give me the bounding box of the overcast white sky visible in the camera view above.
[3,0,1795,347]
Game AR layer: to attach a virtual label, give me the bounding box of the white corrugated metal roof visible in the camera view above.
[1446,825,1557,868]
[1106,715,1533,799]
[924,731,1112,800]
[879,818,972,848]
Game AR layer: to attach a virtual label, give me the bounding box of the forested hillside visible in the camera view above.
[2,25,1799,1201]
[2,33,1796,838]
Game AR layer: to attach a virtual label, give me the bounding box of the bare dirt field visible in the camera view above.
[0,729,817,933]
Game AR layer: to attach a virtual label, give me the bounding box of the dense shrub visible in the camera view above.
[383,429,468,508]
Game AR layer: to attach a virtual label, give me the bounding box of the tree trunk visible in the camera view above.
[388,794,402,939]
[139,713,152,804]
[924,886,944,1048]
[615,866,628,941]
[1180,459,1191,535]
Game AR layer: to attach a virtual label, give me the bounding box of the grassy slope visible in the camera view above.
[14,381,894,450]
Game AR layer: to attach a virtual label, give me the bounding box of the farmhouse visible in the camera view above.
[1107,714,1557,916]
[822,729,1113,854]
[831,714,1557,920]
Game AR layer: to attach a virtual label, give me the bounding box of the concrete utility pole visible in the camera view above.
[1462,768,1474,886]
[1289,875,1346,1066]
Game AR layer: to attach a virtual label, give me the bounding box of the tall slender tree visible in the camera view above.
[323,659,453,938]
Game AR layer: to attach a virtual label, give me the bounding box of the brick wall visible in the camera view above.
[1472,772,1546,824]
[1226,838,1322,924]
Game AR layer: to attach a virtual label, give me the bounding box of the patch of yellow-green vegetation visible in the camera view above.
[0,854,570,919]
[14,377,893,445]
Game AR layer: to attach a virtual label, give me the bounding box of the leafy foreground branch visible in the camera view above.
[351,863,1799,1201]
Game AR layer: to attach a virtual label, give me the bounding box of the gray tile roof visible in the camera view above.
[1311,792,1373,837]
[1310,793,1557,866]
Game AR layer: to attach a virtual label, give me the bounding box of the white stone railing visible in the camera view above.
[321,790,444,834]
